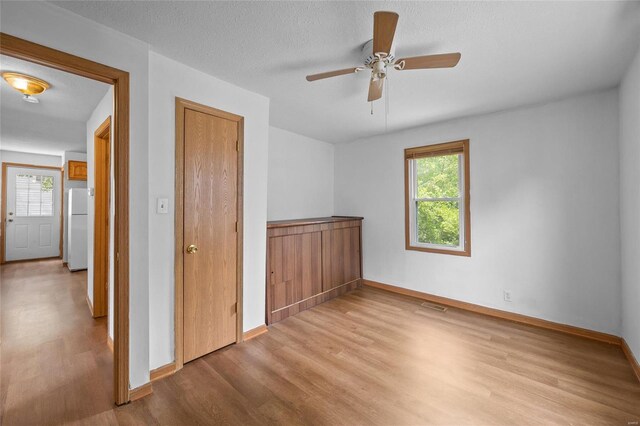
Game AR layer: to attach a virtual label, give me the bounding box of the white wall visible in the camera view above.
[620,45,640,358]
[335,89,621,335]
[148,52,270,370]
[86,87,115,340]
[62,151,87,263]
[0,109,86,156]
[0,150,61,168]
[1,1,151,388]
[267,127,334,220]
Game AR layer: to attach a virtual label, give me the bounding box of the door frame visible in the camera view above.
[0,32,131,405]
[174,97,244,371]
[92,116,111,318]
[1,162,63,263]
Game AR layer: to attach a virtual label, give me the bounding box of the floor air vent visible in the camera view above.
[421,302,448,312]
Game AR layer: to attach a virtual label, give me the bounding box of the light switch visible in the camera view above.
[157,198,169,214]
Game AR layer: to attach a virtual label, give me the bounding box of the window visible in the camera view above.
[15,174,54,217]
[405,140,470,256]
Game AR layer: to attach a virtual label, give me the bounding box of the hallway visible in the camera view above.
[1,259,113,424]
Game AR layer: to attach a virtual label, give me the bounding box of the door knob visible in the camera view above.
[186,244,198,254]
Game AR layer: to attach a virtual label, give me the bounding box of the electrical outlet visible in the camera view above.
[503,290,512,302]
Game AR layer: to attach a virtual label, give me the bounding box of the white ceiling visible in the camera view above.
[0,54,110,155]
[52,1,640,144]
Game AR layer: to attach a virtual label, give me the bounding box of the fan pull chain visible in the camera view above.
[370,102,373,115]
[385,74,390,132]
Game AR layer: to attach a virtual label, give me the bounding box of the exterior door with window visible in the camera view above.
[5,166,61,261]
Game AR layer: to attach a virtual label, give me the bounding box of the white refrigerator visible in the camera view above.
[68,188,88,271]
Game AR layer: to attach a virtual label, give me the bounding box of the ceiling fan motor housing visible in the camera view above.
[362,39,395,67]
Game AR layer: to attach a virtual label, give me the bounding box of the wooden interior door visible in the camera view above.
[93,117,111,318]
[182,107,239,363]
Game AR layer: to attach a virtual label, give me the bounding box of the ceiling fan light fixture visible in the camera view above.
[372,60,387,79]
[2,72,50,97]
[305,11,461,104]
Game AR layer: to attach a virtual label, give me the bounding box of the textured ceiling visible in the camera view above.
[52,1,640,143]
[1,54,110,154]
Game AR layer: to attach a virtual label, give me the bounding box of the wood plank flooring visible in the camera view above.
[1,259,113,425]
[2,259,639,425]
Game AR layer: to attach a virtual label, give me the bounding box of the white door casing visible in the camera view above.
[5,166,61,262]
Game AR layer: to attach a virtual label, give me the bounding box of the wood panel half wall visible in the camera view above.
[266,216,363,324]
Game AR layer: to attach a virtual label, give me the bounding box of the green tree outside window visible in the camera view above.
[415,154,460,246]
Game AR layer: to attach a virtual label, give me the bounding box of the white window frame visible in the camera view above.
[15,174,55,218]
[408,153,465,251]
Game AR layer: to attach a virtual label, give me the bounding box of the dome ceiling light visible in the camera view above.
[2,72,50,104]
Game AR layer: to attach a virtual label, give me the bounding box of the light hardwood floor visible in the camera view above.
[2,259,639,425]
[1,259,113,425]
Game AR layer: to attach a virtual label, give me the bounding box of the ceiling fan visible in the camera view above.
[306,11,461,102]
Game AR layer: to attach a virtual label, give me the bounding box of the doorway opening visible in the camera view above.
[0,33,130,406]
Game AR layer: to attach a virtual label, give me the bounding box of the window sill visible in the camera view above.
[405,244,471,257]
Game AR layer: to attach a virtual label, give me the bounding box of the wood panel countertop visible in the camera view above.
[266,216,364,229]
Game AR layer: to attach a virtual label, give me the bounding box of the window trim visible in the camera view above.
[404,139,471,256]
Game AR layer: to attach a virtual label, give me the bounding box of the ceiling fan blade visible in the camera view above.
[367,78,384,102]
[373,11,399,55]
[306,67,360,81]
[396,53,461,70]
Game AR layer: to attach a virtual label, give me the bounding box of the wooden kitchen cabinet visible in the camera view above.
[266,216,363,324]
[67,160,87,181]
